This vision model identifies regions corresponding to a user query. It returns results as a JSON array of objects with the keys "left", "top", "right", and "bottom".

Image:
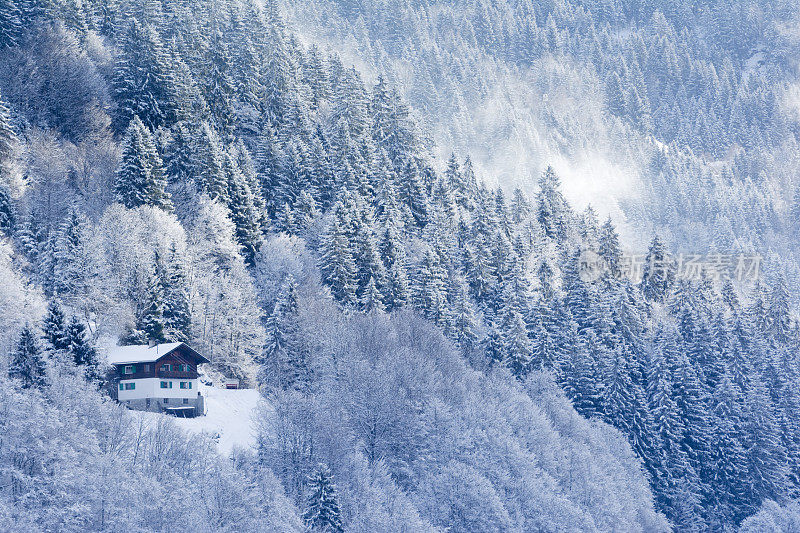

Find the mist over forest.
[{"left": 1, "top": 0, "right": 800, "bottom": 531}]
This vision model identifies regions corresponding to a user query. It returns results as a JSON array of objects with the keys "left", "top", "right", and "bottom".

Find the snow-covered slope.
[{"left": 138, "top": 384, "right": 266, "bottom": 455}]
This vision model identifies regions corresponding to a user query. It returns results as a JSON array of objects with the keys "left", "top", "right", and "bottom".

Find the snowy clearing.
[{"left": 137, "top": 384, "right": 266, "bottom": 455}]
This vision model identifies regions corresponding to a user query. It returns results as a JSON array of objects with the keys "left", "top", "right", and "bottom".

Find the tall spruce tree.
[
  {"left": 126, "top": 258, "right": 166, "bottom": 345},
  {"left": 641, "top": 235, "right": 674, "bottom": 303},
  {"left": 0, "top": 88, "right": 17, "bottom": 188},
  {"left": 0, "top": 0, "right": 21, "bottom": 49},
  {"left": 412, "top": 247, "right": 452, "bottom": 330},
  {"left": 224, "top": 151, "right": 262, "bottom": 265},
  {"left": 319, "top": 204, "right": 358, "bottom": 307},
  {"left": 537, "top": 166, "right": 568, "bottom": 242},
  {"left": 42, "top": 301, "right": 69, "bottom": 353},
  {"left": 0, "top": 181, "right": 14, "bottom": 236},
  {"left": 379, "top": 220, "right": 409, "bottom": 311},
  {"left": 65, "top": 316, "right": 101, "bottom": 381},
  {"left": 204, "top": 29, "right": 237, "bottom": 139},
  {"left": 113, "top": 19, "right": 176, "bottom": 132},
  {"left": 451, "top": 279, "right": 479, "bottom": 355},
  {"left": 53, "top": 207, "right": 96, "bottom": 298},
  {"left": 161, "top": 245, "right": 191, "bottom": 342},
  {"left": 115, "top": 116, "right": 172, "bottom": 211},
  {"left": 303, "top": 464, "right": 344, "bottom": 533},
  {"left": 261, "top": 275, "right": 310, "bottom": 391},
  {"left": 9, "top": 325, "right": 47, "bottom": 389},
  {"left": 193, "top": 122, "right": 229, "bottom": 203}
]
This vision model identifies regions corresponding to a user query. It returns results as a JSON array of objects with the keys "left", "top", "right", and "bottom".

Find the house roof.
[{"left": 107, "top": 342, "right": 209, "bottom": 365}]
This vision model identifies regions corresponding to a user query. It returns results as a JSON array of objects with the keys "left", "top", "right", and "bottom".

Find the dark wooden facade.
[{"left": 114, "top": 344, "right": 206, "bottom": 380}]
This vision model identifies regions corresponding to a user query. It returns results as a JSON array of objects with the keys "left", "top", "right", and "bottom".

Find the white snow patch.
[
  {"left": 137, "top": 383, "right": 267, "bottom": 456},
  {"left": 743, "top": 50, "right": 765, "bottom": 81},
  {"left": 783, "top": 82, "right": 800, "bottom": 123}
]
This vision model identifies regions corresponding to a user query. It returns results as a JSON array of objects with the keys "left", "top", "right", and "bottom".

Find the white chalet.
[{"left": 108, "top": 342, "right": 209, "bottom": 417}]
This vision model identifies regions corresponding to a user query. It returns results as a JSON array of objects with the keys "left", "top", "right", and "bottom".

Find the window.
[
  {"left": 119, "top": 383, "right": 124, "bottom": 391},
  {"left": 124, "top": 383, "right": 135, "bottom": 390},
  {"left": 183, "top": 398, "right": 189, "bottom": 405},
  {"left": 160, "top": 381, "right": 172, "bottom": 389},
  {"left": 162, "top": 364, "right": 171, "bottom": 372},
  {"left": 124, "top": 365, "right": 134, "bottom": 374},
  {"left": 144, "top": 364, "right": 150, "bottom": 372},
  {"left": 164, "top": 398, "right": 169, "bottom": 404},
  {"left": 179, "top": 381, "right": 192, "bottom": 389}
]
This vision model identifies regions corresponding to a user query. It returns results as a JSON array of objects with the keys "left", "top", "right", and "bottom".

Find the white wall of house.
[{"left": 118, "top": 378, "right": 200, "bottom": 401}]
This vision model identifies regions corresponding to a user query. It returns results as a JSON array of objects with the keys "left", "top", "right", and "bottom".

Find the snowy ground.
[{"left": 137, "top": 383, "right": 267, "bottom": 455}]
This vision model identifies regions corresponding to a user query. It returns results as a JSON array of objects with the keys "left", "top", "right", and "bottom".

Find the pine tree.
[
  {"left": 529, "top": 297, "right": 560, "bottom": 370},
  {"left": 562, "top": 250, "right": 593, "bottom": 331},
  {"left": 319, "top": 205, "right": 357, "bottom": 307},
  {"left": 451, "top": 279, "right": 479, "bottom": 354},
  {"left": 294, "top": 190, "right": 319, "bottom": 235},
  {"left": 564, "top": 334, "right": 602, "bottom": 417},
  {"left": 766, "top": 275, "right": 792, "bottom": 346},
  {"left": 371, "top": 77, "right": 414, "bottom": 164},
  {"left": 113, "top": 19, "right": 176, "bottom": 132},
  {"left": 261, "top": 275, "right": 310, "bottom": 391},
  {"left": 709, "top": 372, "right": 749, "bottom": 524},
  {"left": 65, "top": 316, "right": 101, "bottom": 381},
  {"left": 42, "top": 301, "right": 69, "bottom": 352},
  {"left": 537, "top": 166, "right": 568, "bottom": 242},
  {"left": 379, "top": 221, "right": 409, "bottom": 311},
  {"left": 162, "top": 121, "right": 195, "bottom": 185},
  {"left": 115, "top": 116, "right": 172, "bottom": 211},
  {"left": 9, "top": 325, "right": 47, "bottom": 389},
  {"left": 224, "top": 151, "right": 262, "bottom": 266},
  {"left": 411, "top": 246, "right": 451, "bottom": 330},
  {"left": 743, "top": 374, "right": 790, "bottom": 502},
  {"left": 646, "top": 336, "right": 687, "bottom": 463},
  {"left": 0, "top": 88, "right": 17, "bottom": 189},
  {"left": 168, "top": 45, "right": 208, "bottom": 123},
  {"left": 233, "top": 139, "right": 268, "bottom": 229},
  {"left": 303, "top": 464, "right": 344, "bottom": 533},
  {"left": 162, "top": 244, "right": 191, "bottom": 342},
  {"left": 193, "top": 122, "right": 229, "bottom": 203},
  {"left": 127, "top": 259, "right": 166, "bottom": 345},
  {"left": 204, "top": 29, "right": 237, "bottom": 139},
  {"left": 641, "top": 235, "right": 674, "bottom": 302},
  {"left": 59, "top": 0, "right": 88, "bottom": 35},
  {"left": 398, "top": 158, "right": 429, "bottom": 227},
  {"left": 500, "top": 307, "right": 532, "bottom": 379},
  {"left": 598, "top": 216, "right": 622, "bottom": 278},
  {"left": 0, "top": 0, "right": 21, "bottom": 49},
  {"left": 0, "top": 180, "right": 14, "bottom": 236},
  {"left": 360, "top": 276, "right": 385, "bottom": 314},
  {"left": 354, "top": 222, "right": 387, "bottom": 303},
  {"left": 53, "top": 207, "right": 97, "bottom": 299}
]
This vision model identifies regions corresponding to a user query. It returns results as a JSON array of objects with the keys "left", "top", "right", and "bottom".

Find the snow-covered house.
[{"left": 108, "top": 342, "right": 209, "bottom": 417}]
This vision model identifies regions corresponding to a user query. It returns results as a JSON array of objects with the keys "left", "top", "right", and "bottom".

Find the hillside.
[
  {"left": 0, "top": 0, "right": 798, "bottom": 531},
  {"left": 137, "top": 383, "right": 264, "bottom": 455}
]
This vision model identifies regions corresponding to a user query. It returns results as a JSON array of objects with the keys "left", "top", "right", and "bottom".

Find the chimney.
[{"left": 148, "top": 339, "right": 157, "bottom": 348}]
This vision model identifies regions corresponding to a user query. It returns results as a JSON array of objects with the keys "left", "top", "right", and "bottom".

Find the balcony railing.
[{"left": 157, "top": 369, "right": 198, "bottom": 379}]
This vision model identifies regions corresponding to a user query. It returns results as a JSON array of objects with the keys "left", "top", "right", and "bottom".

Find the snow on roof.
[{"left": 106, "top": 342, "right": 185, "bottom": 365}]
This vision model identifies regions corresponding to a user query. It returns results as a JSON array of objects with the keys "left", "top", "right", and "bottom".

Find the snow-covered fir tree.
[
  {"left": 9, "top": 325, "right": 47, "bottom": 389},
  {"left": 303, "top": 463, "right": 344, "bottom": 533}
]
